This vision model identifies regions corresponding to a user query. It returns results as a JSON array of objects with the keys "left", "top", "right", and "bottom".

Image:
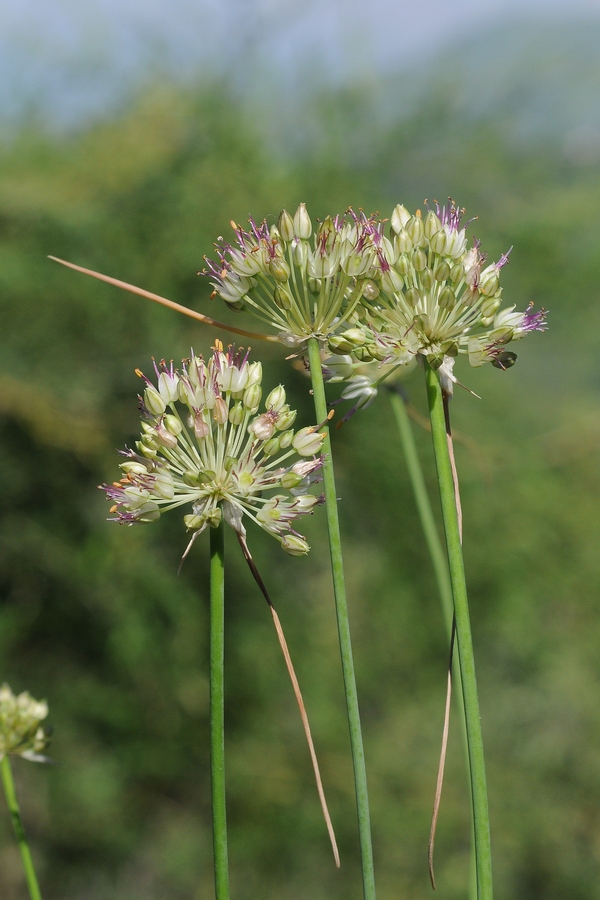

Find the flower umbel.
[
  {"left": 102, "top": 342, "right": 325, "bottom": 556},
  {"left": 328, "top": 200, "right": 547, "bottom": 370},
  {"left": 204, "top": 204, "right": 390, "bottom": 348},
  {"left": 0, "top": 685, "right": 50, "bottom": 763}
]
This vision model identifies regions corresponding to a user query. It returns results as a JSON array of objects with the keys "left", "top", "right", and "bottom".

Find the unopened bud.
[
  {"left": 144, "top": 387, "right": 166, "bottom": 416},
  {"left": 293, "top": 427, "right": 325, "bottom": 457},
  {"left": 424, "top": 210, "right": 441, "bottom": 239},
  {"left": 272, "top": 284, "right": 291, "bottom": 309},
  {"left": 390, "top": 204, "right": 411, "bottom": 233},
  {"left": 412, "top": 249, "right": 427, "bottom": 273},
  {"left": 281, "top": 534, "right": 310, "bottom": 556},
  {"left": 266, "top": 385, "right": 286, "bottom": 411},
  {"left": 293, "top": 203, "right": 312, "bottom": 239},
  {"left": 277, "top": 209, "right": 295, "bottom": 242}
]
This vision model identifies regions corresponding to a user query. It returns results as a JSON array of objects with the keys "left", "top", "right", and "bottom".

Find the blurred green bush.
[{"left": 1, "top": 79, "right": 600, "bottom": 899}]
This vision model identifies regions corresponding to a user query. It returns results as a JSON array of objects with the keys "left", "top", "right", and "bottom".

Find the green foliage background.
[{"left": 1, "top": 77, "right": 599, "bottom": 899}]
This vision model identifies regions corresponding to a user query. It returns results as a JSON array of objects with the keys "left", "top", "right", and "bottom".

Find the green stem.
[
  {"left": 389, "top": 387, "right": 477, "bottom": 899},
  {"left": 424, "top": 363, "right": 493, "bottom": 900},
  {"left": 307, "top": 337, "right": 376, "bottom": 900},
  {"left": 1, "top": 756, "right": 42, "bottom": 900},
  {"left": 210, "top": 519, "right": 230, "bottom": 900}
]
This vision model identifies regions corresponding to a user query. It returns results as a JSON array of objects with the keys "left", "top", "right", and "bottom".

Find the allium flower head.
[
  {"left": 204, "top": 204, "right": 390, "bottom": 348},
  {"left": 328, "top": 200, "right": 546, "bottom": 370},
  {"left": 102, "top": 342, "right": 325, "bottom": 556},
  {"left": 0, "top": 684, "right": 50, "bottom": 763}
]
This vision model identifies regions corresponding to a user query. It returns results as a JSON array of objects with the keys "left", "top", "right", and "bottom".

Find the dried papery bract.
[
  {"left": 0, "top": 684, "right": 50, "bottom": 900},
  {"left": 102, "top": 341, "right": 339, "bottom": 886}
]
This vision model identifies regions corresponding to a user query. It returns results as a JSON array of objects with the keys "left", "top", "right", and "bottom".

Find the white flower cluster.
[
  {"left": 205, "top": 205, "right": 389, "bottom": 347},
  {"left": 103, "top": 342, "right": 325, "bottom": 556},
  {"left": 328, "top": 200, "right": 546, "bottom": 371},
  {"left": 0, "top": 684, "right": 49, "bottom": 762}
]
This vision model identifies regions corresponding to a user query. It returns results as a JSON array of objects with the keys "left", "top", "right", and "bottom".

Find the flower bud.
[
  {"left": 194, "top": 413, "right": 210, "bottom": 439},
  {"left": 405, "top": 287, "right": 421, "bottom": 307},
  {"left": 144, "top": 386, "right": 166, "bottom": 416},
  {"left": 276, "top": 408, "right": 297, "bottom": 430},
  {"left": 380, "top": 268, "right": 403, "bottom": 293},
  {"left": 434, "top": 260, "right": 451, "bottom": 282},
  {"left": 268, "top": 257, "right": 290, "bottom": 283},
  {"left": 281, "top": 534, "right": 310, "bottom": 556},
  {"left": 274, "top": 285, "right": 293, "bottom": 309},
  {"left": 429, "top": 228, "right": 448, "bottom": 255},
  {"left": 438, "top": 286, "right": 456, "bottom": 309},
  {"left": 390, "top": 204, "right": 411, "bottom": 233},
  {"left": 155, "top": 422, "right": 178, "bottom": 449},
  {"left": 424, "top": 210, "right": 441, "bottom": 240},
  {"left": 396, "top": 253, "right": 411, "bottom": 276},
  {"left": 213, "top": 398, "right": 229, "bottom": 425},
  {"left": 164, "top": 414, "right": 183, "bottom": 436},
  {"left": 243, "top": 383, "right": 262, "bottom": 411},
  {"left": 279, "top": 429, "right": 294, "bottom": 449},
  {"left": 293, "top": 427, "right": 325, "bottom": 457},
  {"left": 340, "top": 327, "right": 368, "bottom": 347},
  {"left": 277, "top": 209, "right": 295, "bottom": 242},
  {"left": 420, "top": 268, "right": 434, "bottom": 290},
  {"left": 154, "top": 472, "right": 175, "bottom": 500},
  {"left": 478, "top": 265, "right": 500, "bottom": 296},
  {"left": 246, "top": 361, "right": 262, "bottom": 386},
  {"left": 412, "top": 249, "right": 427, "bottom": 272},
  {"left": 280, "top": 471, "right": 303, "bottom": 489},
  {"left": 158, "top": 371, "right": 179, "bottom": 404},
  {"left": 395, "top": 230, "right": 413, "bottom": 254},
  {"left": 293, "top": 203, "right": 312, "bottom": 239},
  {"left": 361, "top": 279, "right": 380, "bottom": 300},
  {"left": 184, "top": 513, "right": 206, "bottom": 530},
  {"left": 262, "top": 437, "right": 281, "bottom": 456},
  {"left": 328, "top": 335, "right": 354, "bottom": 354},
  {"left": 292, "top": 240, "right": 308, "bottom": 267},
  {"left": 406, "top": 215, "right": 424, "bottom": 245},
  {"left": 135, "top": 502, "right": 161, "bottom": 523},
  {"left": 229, "top": 402, "right": 245, "bottom": 426},
  {"left": 266, "top": 385, "right": 287, "bottom": 411}
]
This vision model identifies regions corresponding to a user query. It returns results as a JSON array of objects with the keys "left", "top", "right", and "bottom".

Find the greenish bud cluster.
[{"left": 0, "top": 684, "right": 50, "bottom": 762}]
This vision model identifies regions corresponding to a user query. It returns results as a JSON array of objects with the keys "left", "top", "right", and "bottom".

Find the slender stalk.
[
  {"left": 210, "top": 519, "right": 230, "bottom": 900},
  {"left": 307, "top": 337, "right": 376, "bottom": 900},
  {"left": 388, "top": 388, "right": 454, "bottom": 632},
  {"left": 1, "top": 756, "right": 42, "bottom": 900},
  {"left": 389, "top": 387, "right": 477, "bottom": 899},
  {"left": 424, "top": 362, "right": 493, "bottom": 899}
]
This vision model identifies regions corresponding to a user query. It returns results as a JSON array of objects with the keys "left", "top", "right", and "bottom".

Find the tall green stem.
[
  {"left": 389, "top": 387, "right": 476, "bottom": 899},
  {"left": 1, "top": 756, "right": 42, "bottom": 900},
  {"left": 424, "top": 363, "right": 493, "bottom": 900},
  {"left": 307, "top": 337, "right": 376, "bottom": 900},
  {"left": 210, "top": 519, "right": 230, "bottom": 900}
]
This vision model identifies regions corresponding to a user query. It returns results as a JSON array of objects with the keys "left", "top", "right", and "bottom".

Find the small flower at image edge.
[
  {"left": 102, "top": 341, "right": 326, "bottom": 556},
  {"left": 0, "top": 684, "right": 50, "bottom": 763}
]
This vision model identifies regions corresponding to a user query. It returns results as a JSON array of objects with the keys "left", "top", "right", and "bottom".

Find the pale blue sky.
[{"left": 0, "top": 0, "right": 598, "bottom": 126}]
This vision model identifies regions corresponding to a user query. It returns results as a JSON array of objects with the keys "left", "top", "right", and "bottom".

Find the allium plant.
[
  {"left": 205, "top": 205, "right": 380, "bottom": 899},
  {"left": 0, "top": 684, "right": 50, "bottom": 900},
  {"left": 102, "top": 341, "right": 338, "bottom": 899},
  {"left": 324, "top": 201, "right": 546, "bottom": 900}
]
